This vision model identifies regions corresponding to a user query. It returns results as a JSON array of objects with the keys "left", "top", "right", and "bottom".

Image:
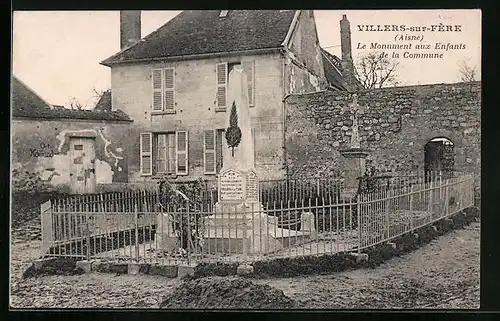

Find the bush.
[
  {"left": 11, "top": 169, "right": 59, "bottom": 193},
  {"left": 11, "top": 190, "right": 71, "bottom": 227}
]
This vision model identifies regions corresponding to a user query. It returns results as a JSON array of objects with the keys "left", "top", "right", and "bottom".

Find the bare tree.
[
  {"left": 458, "top": 60, "right": 478, "bottom": 83},
  {"left": 67, "top": 96, "right": 85, "bottom": 110},
  {"left": 354, "top": 51, "right": 400, "bottom": 89}
]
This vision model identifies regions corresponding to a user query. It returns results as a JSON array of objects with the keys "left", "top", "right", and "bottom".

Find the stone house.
[
  {"left": 11, "top": 76, "right": 132, "bottom": 194},
  {"left": 100, "top": 10, "right": 353, "bottom": 184}
]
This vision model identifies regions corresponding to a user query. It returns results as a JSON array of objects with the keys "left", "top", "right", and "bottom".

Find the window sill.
[
  {"left": 215, "top": 107, "right": 226, "bottom": 113},
  {"left": 151, "top": 174, "right": 178, "bottom": 179},
  {"left": 152, "top": 110, "right": 177, "bottom": 115}
]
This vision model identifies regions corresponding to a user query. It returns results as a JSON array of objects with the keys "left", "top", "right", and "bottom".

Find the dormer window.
[{"left": 219, "top": 10, "right": 229, "bottom": 18}]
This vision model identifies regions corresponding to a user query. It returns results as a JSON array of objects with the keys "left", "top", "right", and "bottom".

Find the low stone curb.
[{"left": 29, "top": 258, "right": 195, "bottom": 279}]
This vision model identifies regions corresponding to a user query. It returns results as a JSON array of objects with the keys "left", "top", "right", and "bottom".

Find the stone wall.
[
  {"left": 284, "top": 82, "right": 481, "bottom": 181},
  {"left": 12, "top": 118, "right": 131, "bottom": 192}
]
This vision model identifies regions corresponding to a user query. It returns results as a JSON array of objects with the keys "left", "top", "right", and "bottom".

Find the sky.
[{"left": 12, "top": 10, "right": 481, "bottom": 108}]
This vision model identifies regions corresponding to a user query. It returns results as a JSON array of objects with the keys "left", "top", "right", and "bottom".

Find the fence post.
[
  {"left": 86, "top": 211, "right": 91, "bottom": 261},
  {"left": 357, "top": 193, "right": 362, "bottom": 254},
  {"left": 40, "top": 200, "right": 53, "bottom": 255},
  {"left": 428, "top": 178, "right": 433, "bottom": 220},
  {"left": 386, "top": 189, "right": 390, "bottom": 240},
  {"left": 134, "top": 204, "right": 139, "bottom": 262},
  {"left": 409, "top": 186, "right": 414, "bottom": 230},
  {"left": 444, "top": 177, "right": 449, "bottom": 218}
]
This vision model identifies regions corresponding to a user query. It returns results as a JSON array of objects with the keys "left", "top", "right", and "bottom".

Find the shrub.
[{"left": 11, "top": 169, "right": 59, "bottom": 193}]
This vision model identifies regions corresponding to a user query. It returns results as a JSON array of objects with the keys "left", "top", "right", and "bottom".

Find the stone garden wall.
[{"left": 284, "top": 81, "right": 481, "bottom": 183}]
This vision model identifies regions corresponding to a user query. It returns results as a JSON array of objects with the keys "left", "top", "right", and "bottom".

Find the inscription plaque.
[
  {"left": 245, "top": 170, "right": 259, "bottom": 202},
  {"left": 220, "top": 169, "right": 244, "bottom": 201}
]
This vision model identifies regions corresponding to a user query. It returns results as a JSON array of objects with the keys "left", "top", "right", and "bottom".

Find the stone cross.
[{"left": 344, "top": 93, "right": 366, "bottom": 149}]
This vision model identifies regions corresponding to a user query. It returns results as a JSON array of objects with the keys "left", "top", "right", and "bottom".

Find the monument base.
[
  {"left": 340, "top": 147, "right": 369, "bottom": 195},
  {"left": 202, "top": 202, "right": 318, "bottom": 255}
]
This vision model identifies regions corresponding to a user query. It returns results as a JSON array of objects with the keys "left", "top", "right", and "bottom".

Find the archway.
[{"left": 424, "top": 137, "right": 455, "bottom": 180}]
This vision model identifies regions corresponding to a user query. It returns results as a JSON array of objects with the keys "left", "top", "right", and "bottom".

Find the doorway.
[
  {"left": 69, "top": 137, "right": 96, "bottom": 194},
  {"left": 424, "top": 137, "right": 455, "bottom": 180}
]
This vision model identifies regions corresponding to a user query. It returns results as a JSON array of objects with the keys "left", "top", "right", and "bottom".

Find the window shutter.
[
  {"left": 243, "top": 61, "right": 255, "bottom": 107},
  {"left": 164, "top": 68, "right": 175, "bottom": 110},
  {"left": 176, "top": 131, "right": 188, "bottom": 175},
  {"left": 152, "top": 69, "right": 163, "bottom": 111},
  {"left": 204, "top": 130, "right": 216, "bottom": 174},
  {"left": 140, "top": 132, "right": 153, "bottom": 176},
  {"left": 216, "top": 63, "right": 227, "bottom": 108}
]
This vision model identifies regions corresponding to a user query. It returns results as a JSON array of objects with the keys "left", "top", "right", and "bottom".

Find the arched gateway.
[{"left": 424, "top": 137, "right": 455, "bottom": 180}]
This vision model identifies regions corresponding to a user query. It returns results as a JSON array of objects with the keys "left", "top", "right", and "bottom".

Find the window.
[
  {"left": 140, "top": 131, "right": 188, "bottom": 176},
  {"left": 203, "top": 129, "right": 225, "bottom": 174},
  {"left": 216, "top": 61, "right": 255, "bottom": 110},
  {"left": 152, "top": 67, "right": 175, "bottom": 111},
  {"left": 156, "top": 133, "right": 176, "bottom": 174}
]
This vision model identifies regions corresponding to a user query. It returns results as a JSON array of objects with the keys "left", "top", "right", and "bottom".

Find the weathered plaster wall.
[
  {"left": 284, "top": 10, "right": 328, "bottom": 95},
  {"left": 285, "top": 82, "right": 481, "bottom": 181},
  {"left": 12, "top": 118, "right": 131, "bottom": 192},
  {"left": 111, "top": 52, "right": 286, "bottom": 182}
]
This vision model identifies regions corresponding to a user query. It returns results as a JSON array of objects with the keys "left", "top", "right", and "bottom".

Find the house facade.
[{"left": 101, "top": 10, "right": 349, "bottom": 183}]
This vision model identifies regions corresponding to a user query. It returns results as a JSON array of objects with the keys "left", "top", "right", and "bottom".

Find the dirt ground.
[
  {"left": 255, "top": 221, "right": 480, "bottom": 309},
  {"left": 10, "top": 220, "right": 479, "bottom": 309}
]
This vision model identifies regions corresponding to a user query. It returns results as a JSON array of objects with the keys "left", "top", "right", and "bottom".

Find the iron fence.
[{"left": 40, "top": 172, "right": 474, "bottom": 265}]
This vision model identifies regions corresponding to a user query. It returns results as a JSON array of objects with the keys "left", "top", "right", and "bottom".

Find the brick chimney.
[
  {"left": 120, "top": 11, "right": 141, "bottom": 50},
  {"left": 340, "top": 14, "right": 357, "bottom": 91}
]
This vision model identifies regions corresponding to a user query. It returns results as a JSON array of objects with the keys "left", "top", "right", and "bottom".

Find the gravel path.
[{"left": 10, "top": 221, "right": 479, "bottom": 309}]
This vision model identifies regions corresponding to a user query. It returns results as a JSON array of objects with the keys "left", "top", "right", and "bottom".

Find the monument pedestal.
[
  {"left": 203, "top": 169, "right": 284, "bottom": 255},
  {"left": 340, "top": 148, "right": 369, "bottom": 200}
]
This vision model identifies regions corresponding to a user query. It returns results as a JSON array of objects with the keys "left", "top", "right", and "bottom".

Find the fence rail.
[{"left": 40, "top": 172, "right": 474, "bottom": 265}]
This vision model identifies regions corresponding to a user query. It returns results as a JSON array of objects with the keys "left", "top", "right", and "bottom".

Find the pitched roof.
[
  {"left": 11, "top": 76, "right": 52, "bottom": 114},
  {"left": 101, "top": 10, "right": 297, "bottom": 66},
  {"left": 12, "top": 76, "right": 131, "bottom": 122},
  {"left": 94, "top": 90, "right": 112, "bottom": 111},
  {"left": 320, "top": 48, "right": 346, "bottom": 90}
]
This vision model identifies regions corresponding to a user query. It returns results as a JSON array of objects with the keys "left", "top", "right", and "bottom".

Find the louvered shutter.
[
  {"left": 216, "top": 63, "right": 227, "bottom": 108},
  {"left": 204, "top": 130, "right": 216, "bottom": 174},
  {"left": 140, "top": 132, "right": 153, "bottom": 175},
  {"left": 152, "top": 69, "right": 163, "bottom": 111},
  {"left": 176, "top": 131, "right": 188, "bottom": 175},
  {"left": 243, "top": 61, "right": 255, "bottom": 107},
  {"left": 164, "top": 68, "right": 175, "bottom": 110}
]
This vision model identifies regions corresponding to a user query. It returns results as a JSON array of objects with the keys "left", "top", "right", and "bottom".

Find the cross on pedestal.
[
  {"left": 339, "top": 93, "right": 369, "bottom": 200},
  {"left": 343, "top": 93, "right": 367, "bottom": 149}
]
